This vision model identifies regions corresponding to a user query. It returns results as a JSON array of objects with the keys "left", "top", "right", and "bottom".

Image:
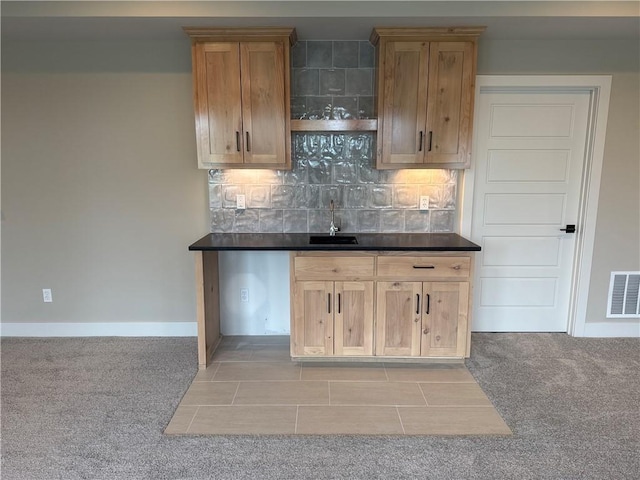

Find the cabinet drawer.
[
  {"left": 377, "top": 256, "right": 470, "bottom": 279},
  {"left": 294, "top": 257, "right": 375, "bottom": 280}
]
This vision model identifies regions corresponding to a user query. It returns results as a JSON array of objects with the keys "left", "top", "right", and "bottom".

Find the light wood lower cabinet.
[
  {"left": 376, "top": 281, "right": 469, "bottom": 357},
  {"left": 291, "top": 252, "right": 474, "bottom": 359},
  {"left": 292, "top": 280, "right": 374, "bottom": 356},
  {"left": 421, "top": 281, "right": 469, "bottom": 357},
  {"left": 293, "top": 281, "right": 333, "bottom": 356},
  {"left": 334, "top": 281, "right": 375, "bottom": 355},
  {"left": 375, "top": 282, "right": 423, "bottom": 357}
]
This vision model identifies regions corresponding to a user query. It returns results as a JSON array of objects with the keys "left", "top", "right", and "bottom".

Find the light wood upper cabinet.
[
  {"left": 380, "top": 42, "right": 429, "bottom": 166},
  {"left": 240, "top": 42, "right": 287, "bottom": 166},
  {"left": 371, "top": 27, "right": 484, "bottom": 169},
  {"left": 185, "top": 27, "right": 296, "bottom": 169},
  {"left": 194, "top": 42, "right": 243, "bottom": 165},
  {"left": 425, "top": 42, "right": 475, "bottom": 166}
]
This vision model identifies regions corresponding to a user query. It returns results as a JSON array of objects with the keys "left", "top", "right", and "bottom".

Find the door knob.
[{"left": 560, "top": 224, "right": 576, "bottom": 233}]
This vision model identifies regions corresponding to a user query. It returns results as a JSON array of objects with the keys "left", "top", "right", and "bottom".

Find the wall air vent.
[{"left": 607, "top": 272, "right": 640, "bottom": 318}]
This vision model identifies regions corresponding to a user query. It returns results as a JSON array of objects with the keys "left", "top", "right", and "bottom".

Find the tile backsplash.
[
  {"left": 291, "top": 40, "right": 375, "bottom": 120},
  {"left": 208, "top": 41, "right": 458, "bottom": 234}
]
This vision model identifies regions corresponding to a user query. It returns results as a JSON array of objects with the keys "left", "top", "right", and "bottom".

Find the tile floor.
[{"left": 165, "top": 336, "right": 511, "bottom": 436}]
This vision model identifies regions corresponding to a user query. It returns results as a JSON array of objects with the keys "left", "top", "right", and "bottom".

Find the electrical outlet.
[
  {"left": 419, "top": 196, "right": 430, "bottom": 210},
  {"left": 42, "top": 288, "right": 53, "bottom": 303},
  {"left": 240, "top": 288, "right": 249, "bottom": 302},
  {"left": 236, "top": 194, "right": 246, "bottom": 210}
]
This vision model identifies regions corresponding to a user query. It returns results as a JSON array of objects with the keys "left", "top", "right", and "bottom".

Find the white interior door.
[{"left": 470, "top": 90, "right": 590, "bottom": 332}]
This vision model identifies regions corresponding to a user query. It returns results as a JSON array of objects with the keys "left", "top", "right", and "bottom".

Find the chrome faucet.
[{"left": 329, "top": 199, "right": 340, "bottom": 236}]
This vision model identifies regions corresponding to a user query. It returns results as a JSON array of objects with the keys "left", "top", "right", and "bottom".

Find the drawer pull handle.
[
  {"left": 413, "top": 265, "right": 435, "bottom": 269},
  {"left": 246, "top": 132, "right": 251, "bottom": 152},
  {"left": 426, "top": 293, "right": 431, "bottom": 315},
  {"left": 338, "top": 293, "right": 341, "bottom": 314},
  {"left": 328, "top": 293, "right": 331, "bottom": 314},
  {"left": 236, "top": 131, "right": 241, "bottom": 152},
  {"left": 416, "top": 294, "right": 420, "bottom": 315}
]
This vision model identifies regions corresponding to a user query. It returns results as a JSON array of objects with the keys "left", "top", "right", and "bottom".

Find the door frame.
[{"left": 459, "top": 75, "right": 612, "bottom": 337}]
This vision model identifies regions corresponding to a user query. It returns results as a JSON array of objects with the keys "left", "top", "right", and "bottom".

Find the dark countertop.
[{"left": 189, "top": 233, "right": 481, "bottom": 251}]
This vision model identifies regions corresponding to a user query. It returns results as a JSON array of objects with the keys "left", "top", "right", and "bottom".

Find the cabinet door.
[
  {"left": 240, "top": 42, "right": 288, "bottom": 167},
  {"left": 379, "top": 41, "right": 429, "bottom": 167},
  {"left": 376, "top": 282, "right": 422, "bottom": 356},
  {"left": 425, "top": 42, "right": 475, "bottom": 168},
  {"left": 194, "top": 42, "right": 244, "bottom": 166},
  {"left": 292, "top": 281, "right": 334, "bottom": 356},
  {"left": 421, "top": 282, "right": 469, "bottom": 357},
  {"left": 334, "top": 282, "right": 374, "bottom": 356}
]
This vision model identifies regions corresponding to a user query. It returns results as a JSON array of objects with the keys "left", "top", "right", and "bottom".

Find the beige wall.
[
  {"left": 1, "top": 40, "right": 209, "bottom": 325},
  {"left": 2, "top": 37, "right": 638, "bottom": 331},
  {"left": 587, "top": 73, "right": 640, "bottom": 323},
  {"left": 477, "top": 39, "right": 639, "bottom": 74},
  {"left": 477, "top": 39, "right": 640, "bottom": 326}
]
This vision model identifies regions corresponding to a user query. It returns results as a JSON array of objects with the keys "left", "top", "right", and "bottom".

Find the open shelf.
[{"left": 290, "top": 119, "right": 378, "bottom": 132}]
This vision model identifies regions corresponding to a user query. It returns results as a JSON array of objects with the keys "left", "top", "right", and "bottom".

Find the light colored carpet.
[{"left": 1, "top": 334, "right": 638, "bottom": 479}]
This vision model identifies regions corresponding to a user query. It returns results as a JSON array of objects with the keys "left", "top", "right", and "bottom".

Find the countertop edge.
[
  {"left": 188, "top": 233, "right": 481, "bottom": 252},
  {"left": 188, "top": 246, "right": 481, "bottom": 251}
]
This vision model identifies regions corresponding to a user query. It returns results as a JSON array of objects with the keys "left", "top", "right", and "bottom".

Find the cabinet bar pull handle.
[
  {"left": 246, "top": 132, "right": 251, "bottom": 152},
  {"left": 426, "top": 294, "right": 430, "bottom": 315},
  {"left": 428, "top": 131, "right": 433, "bottom": 152},
  {"left": 413, "top": 265, "right": 435, "bottom": 269},
  {"left": 416, "top": 294, "right": 420, "bottom": 315},
  {"left": 337, "top": 293, "right": 341, "bottom": 314},
  {"left": 236, "top": 131, "right": 241, "bottom": 152},
  {"left": 418, "top": 131, "right": 424, "bottom": 152},
  {"left": 328, "top": 293, "right": 331, "bottom": 314}
]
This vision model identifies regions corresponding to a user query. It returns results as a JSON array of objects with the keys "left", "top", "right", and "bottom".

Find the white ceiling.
[{"left": 2, "top": 1, "right": 639, "bottom": 41}]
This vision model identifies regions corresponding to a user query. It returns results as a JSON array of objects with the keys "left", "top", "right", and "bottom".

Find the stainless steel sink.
[{"left": 309, "top": 235, "right": 358, "bottom": 245}]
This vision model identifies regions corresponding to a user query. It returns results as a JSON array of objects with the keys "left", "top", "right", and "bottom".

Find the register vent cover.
[{"left": 607, "top": 272, "right": 640, "bottom": 318}]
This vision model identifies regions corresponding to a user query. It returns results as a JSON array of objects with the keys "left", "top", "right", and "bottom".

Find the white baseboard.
[
  {"left": 581, "top": 321, "right": 640, "bottom": 338},
  {"left": 0, "top": 322, "right": 197, "bottom": 337}
]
